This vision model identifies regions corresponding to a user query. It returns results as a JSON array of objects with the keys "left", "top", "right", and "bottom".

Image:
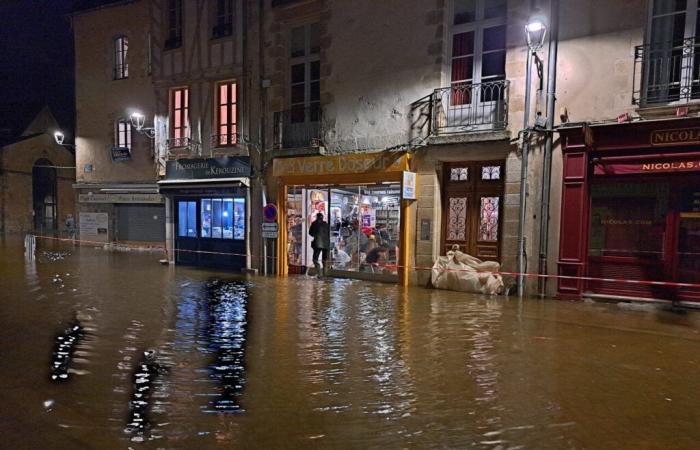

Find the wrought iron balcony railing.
[
  {"left": 167, "top": 137, "right": 201, "bottom": 157},
  {"left": 633, "top": 37, "right": 700, "bottom": 106},
  {"left": 273, "top": 106, "right": 322, "bottom": 149},
  {"left": 210, "top": 133, "right": 238, "bottom": 148},
  {"left": 431, "top": 80, "right": 509, "bottom": 134}
]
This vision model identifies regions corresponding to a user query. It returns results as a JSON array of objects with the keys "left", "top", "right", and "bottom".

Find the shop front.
[
  {"left": 159, "top": 157, "right": 251, "bottom": 270},
  {"left": 273, "top": 152, "right": 413, "bottom": 285},
  {"left": 558, "top": 119, "right": 700, "bottom": 303}
]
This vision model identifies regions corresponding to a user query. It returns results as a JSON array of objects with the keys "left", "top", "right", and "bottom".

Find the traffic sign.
[
  {"left": 263, "top": 203, "right": 278, "bottom": 222},
  {"left": 262, "top": 222, "right": 278, "bottom": 239}
]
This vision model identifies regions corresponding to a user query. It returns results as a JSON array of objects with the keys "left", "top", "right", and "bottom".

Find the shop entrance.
[
  {"left": 286, "top": 183, "right": 401, "bottom": 281},
  {"left": 587, "top": 177, "right": 700, "bottom": 300},
  {"left": 441, "top": 160, "right": 504, "bottom": 260},
  {"left": 174, "top": 195, "right": 247, "bottom": 270}
]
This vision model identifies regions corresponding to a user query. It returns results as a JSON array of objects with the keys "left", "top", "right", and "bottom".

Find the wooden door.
[{"left": 442, "top": 161, "right": 504, "bottom": 261}]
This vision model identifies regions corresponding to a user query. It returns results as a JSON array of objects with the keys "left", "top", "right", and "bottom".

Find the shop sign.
[
  {"left": 594, "top": 159, "right": 700, "bottom": 175},
  {"left": 165, "top": 157, "right": 251, "bottom": 180},
  {"left": 161, "top": 186, "right": 247, "bottom": 196},
  {"left": 262, "top": 222, "right": 278, "bottom": 239},
  {"left": 79, "top": 212, "right": 109, "bottom": 240},
  {"left": 111, "top": 146, "right": 131, "bottom": 162},
  {"left": 79, "top": 193, "right": 164, "bottom": 204},
  {"left": 651, "top": 128, "right": 700, "bottom": 146},
  {"left": 263, "top": 203, "right": 278, "bottom": 222},
  {"left": 402, "top": 171, "right": 416, "bottom": 200},
  {"left": 272, "top": 152, "right": 407, "bottom": 177}
]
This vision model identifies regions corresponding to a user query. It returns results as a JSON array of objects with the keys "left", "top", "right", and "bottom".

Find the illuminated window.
[
  {"left": 115, "top": 119, "right": 131, "bottom": 150},
  {"left": 450, "top": 167, "right": 469, "bottom": 181},
  {"left": 170, "top": 87, "right": 189, "bottom": 139},
  {"left": 114, "top": 36, "right": 128, "bottom": 79},
  {"left": 481, "top": 165, "right": 501, "bottom": 180},
  {"left": 200, "top": 197, "right": 245, "bottom": 240},
  {"left": 216, "top": 81, "right": 237, "bottom": 146},
  {"left": 479, "top": 196, "right": 499, "bottom": 242}
]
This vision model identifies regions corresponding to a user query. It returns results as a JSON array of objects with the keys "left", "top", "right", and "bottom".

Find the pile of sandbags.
[{"left": 431, "top": 248, "right": 504, "bottom": 295}]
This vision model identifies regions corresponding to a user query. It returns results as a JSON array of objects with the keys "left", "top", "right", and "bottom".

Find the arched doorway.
[{"left": 32, "top": 158, "right": 57, "bottom": 232}]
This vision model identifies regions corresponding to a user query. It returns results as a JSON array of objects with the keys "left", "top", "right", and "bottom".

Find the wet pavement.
[{"left": 2, "top": 236, "right": 700, "bottom": 449}]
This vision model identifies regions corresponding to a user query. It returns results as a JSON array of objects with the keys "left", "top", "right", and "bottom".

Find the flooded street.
[{"left": 2, "top": 237, "right": 700, "bottom": 449}]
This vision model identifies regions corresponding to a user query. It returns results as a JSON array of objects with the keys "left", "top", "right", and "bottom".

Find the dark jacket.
[{"left": 309, "top": 219, "right": 330, "bottom": 249}]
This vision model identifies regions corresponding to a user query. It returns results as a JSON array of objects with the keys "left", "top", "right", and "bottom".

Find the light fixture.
[
  {"left": 54, "top": 131, "right": 65, "bottom": 145},
  {"left": 130, "top": 110, "right": 155, "bottom": 139},
  {"left": 525, "top": 16, "right": 547, "bottom": 51}
]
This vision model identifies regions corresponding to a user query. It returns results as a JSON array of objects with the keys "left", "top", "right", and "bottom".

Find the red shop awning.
[{"left": 593, "top": 151, "right": 700, "bottom": 175}]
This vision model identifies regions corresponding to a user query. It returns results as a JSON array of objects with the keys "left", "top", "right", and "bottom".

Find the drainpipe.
[
  {"left": 537, "top": 0, "right": 559, "bottom": 298},
  {"left": 517, "top": 47, "right": 534, "bottom": 298}
]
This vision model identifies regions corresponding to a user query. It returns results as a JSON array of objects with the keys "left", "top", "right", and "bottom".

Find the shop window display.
[
  {"left": 197, "top": 197, "right": 246, "bottom": 240},
  {"left": 178, "top": 201, "right": 197, "bottom": 237},
  {"left": 286, "top": 184, "right": 401, "bottom": 278}
]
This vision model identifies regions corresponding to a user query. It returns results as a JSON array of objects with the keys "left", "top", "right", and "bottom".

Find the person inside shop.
[
  {"left": 308, "top": 212, "right": 330, "bottom": 278},
  {"left": 373, "top": 223, "right": 390, "bottom": 246},
  {"left": 333, "top": 238, "right": 352, "bottom": 269},
  {"left": 346, "top": 219, "right": 368, "bottom": 265},
  {"left": 360, "top": 244, "right": 389, "bottom": 273}
]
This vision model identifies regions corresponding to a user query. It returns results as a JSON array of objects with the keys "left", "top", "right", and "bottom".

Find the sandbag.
[{"left": 431, "top": 250, "right": 504, "bottom": 295}]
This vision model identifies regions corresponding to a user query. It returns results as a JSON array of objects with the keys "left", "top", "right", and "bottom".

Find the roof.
[
  {"left": 71, "top": 0, "right": 135, "bottom": 15},
  {"left": 0, "top": 102, "right": 45, "bottom": 146}
]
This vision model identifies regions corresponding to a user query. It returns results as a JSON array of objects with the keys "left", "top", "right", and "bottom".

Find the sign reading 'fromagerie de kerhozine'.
[{"left": 165, "top": 157, "right": 251, "bottom": 180}]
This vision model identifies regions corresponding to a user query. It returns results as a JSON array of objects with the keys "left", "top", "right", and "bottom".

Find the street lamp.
[
  {"left": 516, "top": 14, "right": 548, "bottom": 298},
  {"left": 53, "top": 130, "right": 75, "bottom": 149},
  {"left": 130, "top": 110, "right": 155, "bottom": 139}
]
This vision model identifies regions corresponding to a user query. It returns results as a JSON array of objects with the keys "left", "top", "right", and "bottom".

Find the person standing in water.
[{"left": 308, "top": 212, "right": 330, "bottom": 278}]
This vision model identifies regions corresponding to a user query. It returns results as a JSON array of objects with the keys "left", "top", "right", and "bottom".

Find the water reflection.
[{"left": 202, "top": 280, "right": 248, "bottom": 413}]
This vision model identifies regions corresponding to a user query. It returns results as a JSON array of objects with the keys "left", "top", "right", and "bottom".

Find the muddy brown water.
[{"left": 1, "top": 236, "right": 700, "bottom": 449}]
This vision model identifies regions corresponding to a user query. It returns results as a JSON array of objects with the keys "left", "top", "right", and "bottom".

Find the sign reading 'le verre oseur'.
[
  {"left": 165, "top": 157, "right": 251, "bottom": 180},
  {"left": 651, "top": 128, "right": 700, "bottom": 146}
]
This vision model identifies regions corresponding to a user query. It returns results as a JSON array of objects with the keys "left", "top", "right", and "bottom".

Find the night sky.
[{"left": 0, "top": 0, "right": 75, "bottom": 139}]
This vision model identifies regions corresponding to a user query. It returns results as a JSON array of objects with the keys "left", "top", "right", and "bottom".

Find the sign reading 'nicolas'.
[
  {"left": 651, "top": 128, "right": 700, "bottom": 146},
  {"left": 165, "top": 157, "right": 251, "bottom": 180}
]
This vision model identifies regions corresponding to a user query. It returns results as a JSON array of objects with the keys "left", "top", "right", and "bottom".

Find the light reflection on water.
[{"left": 2, "top": 236, "right": 700, "bottom": 449}]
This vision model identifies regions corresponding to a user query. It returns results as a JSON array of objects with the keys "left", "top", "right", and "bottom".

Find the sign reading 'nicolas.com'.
[{"left": 165, "top": 157, "right": 251, "bottom": 180}]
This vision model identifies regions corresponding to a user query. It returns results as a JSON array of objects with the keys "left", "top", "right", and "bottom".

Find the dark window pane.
[
  {"left": 310, "top": 60, "right": 320, "bottom": 80},
  {"left": 452, "top": 31, "right": 474, "bottom": 57},
  {"left": 485, "top": 0, "right": 507, "bottom": 19},
  {"left": 291, "top": 105, "right": 305, "bottom": 123},
  {"left": 309, "top": 23, "right": 320, "bottom": 54},
  {"left": 310, "top": 81, "right": 320, "bottom": 101},
  {"left": 291, "top": 63, "right": 305, "bottom": 83},
  {"left": 653, "top": 0, "right": 687, "bottom": 15},
  {"left": 482, "top": 51, "right": 506, "bottom": 78},
  {"left": 483, "top": 25, "right": 507, "bottom": 52},
  {"left": 291, "top": 26, "right": 305, "bottom": 57},
  {"left": 291, "top": 84, "right": 305, "bottom": 104},
  {"left": 454, "top": 0, "right": 476, "bottom": 24}
]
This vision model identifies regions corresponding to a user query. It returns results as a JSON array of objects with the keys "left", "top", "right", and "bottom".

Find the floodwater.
[{"left": 2, "top": 237, "right": 700, "bottom": 449}]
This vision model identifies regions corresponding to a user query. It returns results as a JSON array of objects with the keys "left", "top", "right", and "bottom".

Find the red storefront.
[{"left": 558, "top": 118, "right": 700, "bottom": 303}]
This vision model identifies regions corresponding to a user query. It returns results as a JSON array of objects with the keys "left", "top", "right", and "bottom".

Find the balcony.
[
  {"left": 633, "top": 38, "right": 700, "bottom": 107},
  {"left": 430, "top": 80, "right": 509, "bottom": 141},
  {"left": 273, "top": 106, "right": 322, "bottom": 154},
  {"left": 166, "top": 137, "right": 201, "bottom": 158}
]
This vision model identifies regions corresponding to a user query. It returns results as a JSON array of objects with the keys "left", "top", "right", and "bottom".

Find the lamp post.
[{"left": 516, "top": 14, "right": 547, "bottom": 298}]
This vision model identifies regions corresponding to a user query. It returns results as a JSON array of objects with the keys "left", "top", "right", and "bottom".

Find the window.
[
  {"left": 290, "top": 23, "right": 320, "bottom": 123},
  {"left": 642, "top": 0, "right": 700, "bottom": 103},
  {"left": 170, "top": 87, "right": 189, "bottom": 140},
  {"left": 165, "top": 0, "right": 183, "bottom": 49},
  {"left": 115, "top": 119, "right": 132, "bottom": 150},
  {"left": 215, "top": 81, "right": 237, "bottom": 146},
  {"left": 178, "top": 201, "right": 197, "bottom": 237},
  {"left": 114, "top": 36, "right": 128, "bottom": 79},
  {"left": 212, "top": 0, "right": 233, "bottom": 38},
  {"left": 200, "top": 197, "right": 245, "bottom": 240},
  {"left": 450, "top": 0, "right": 506, "bottom": 104}
]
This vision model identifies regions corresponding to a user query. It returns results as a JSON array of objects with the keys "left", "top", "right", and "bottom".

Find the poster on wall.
[
  {"left": 79, "top": 212, "right": 109, "bottom": 242},
  {"left": 402, "top": 171, "right": 417, "bottom": 200}
]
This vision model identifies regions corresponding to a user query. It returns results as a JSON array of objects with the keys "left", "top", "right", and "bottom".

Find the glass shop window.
[
  {"left": 178, "top": 201, "right": 197, "bottom": 237},
  {"left": 200, "top": 197, "right": 245, "bottom": 240},
  {"left": 589, "top": 182, "right": 669, "bottom": 260}
]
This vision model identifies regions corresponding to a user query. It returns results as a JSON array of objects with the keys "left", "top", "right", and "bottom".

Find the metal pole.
[
  {"left": 537, "top": 0, "right": 559, "bottom": 298},
  {"left": 517, "top": 49, "right": 534, "bottom": 298}
]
